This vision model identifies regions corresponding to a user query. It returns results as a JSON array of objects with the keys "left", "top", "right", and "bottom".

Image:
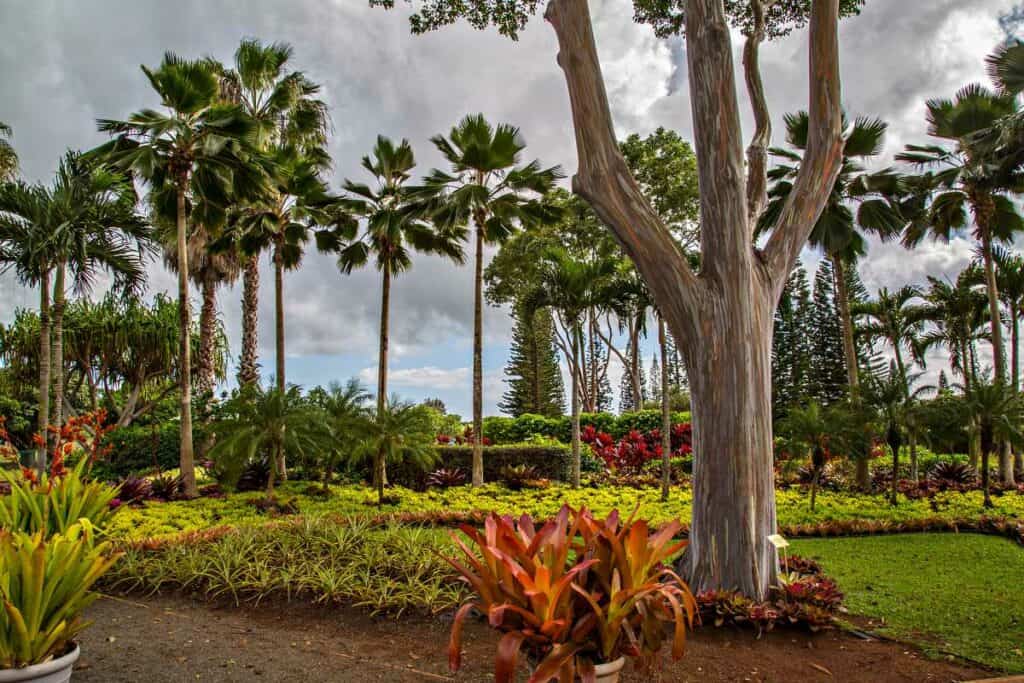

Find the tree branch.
[
  {"left": 761, "top": 0, "right": 845, "bottom": 301},
  {"left": 743, "top": 0, "right": 771, "bottom": 230},
  {"left": 545, "top": 0, "right": 704, "bottom": 345}
]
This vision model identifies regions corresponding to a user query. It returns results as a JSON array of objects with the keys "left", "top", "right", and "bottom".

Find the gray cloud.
[{"left": 0, "top": 0, "right": 1015, "bottom": 413}]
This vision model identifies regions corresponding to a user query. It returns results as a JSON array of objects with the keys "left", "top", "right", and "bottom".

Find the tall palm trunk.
[
  {"left": 197, "top": 275, "right": 217, "bottom": 396},
  {"left": 36, "top": 269, "right": 52, "bottom": 474},
  {"left": 834, "top": 256, "right": 869, "bottom": 488},
  {"left": 659, "top": 316, "right": 671, "bottom": 502},
  {"left": 51, "top": 262, "right": 66, "bottom": 433},
  {"left": 570, "top": 322, "right": 581, "bottom": 489},
  {"left": 176, "top": 184, "right": 197, "bottom": 498},
  {"left": 1012, "top": 304, "right": 1022, "bottom": 479},
  {"left": 273, "top": 241, "right": 287, "bottom": 482},
  {"left": 979, "top": 229, "right": 1014, "bottom": 485},
  {"left": 238, "top": 253, "right": 260, "bottom": 386},
  {"left": 471, "top": 224, "right": 484, "bottom": 487},
  {"left": 374, "top": 265, "right": 391, "bottom": 491}
]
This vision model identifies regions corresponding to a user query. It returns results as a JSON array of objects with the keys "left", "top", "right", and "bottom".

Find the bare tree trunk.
[
  {"left": 51, "top": 263, "right": 66, "bottom": 434},
  {"left": 238, "top": 253, "right": 260, "bottom": 387},
  {"left": 273, "top": 242, "right": 286, "bottom": 482},
  {"left": 909, "top": 433, "right": 919, "bottom": 482},
  {"left": 980, "top": 230, "right": 1015, "bottom": 485},
  {"left": 176, "top": 184, "right": 197, "bottom": 498},
  {"left": 471, "top": 225, "right": 485, "bottom": 487},
  {"left": 544, "top": 0, "right": 843, "bottom": 600},
  {"left": 659, "top": 316, "right": 671, "bottom": 501},
  {"left": 197, "top": 275, "right": 217, "bottom": 396},
  {"left": 570, "top": 322, "right": 581, "bottom": 488},
  {"left": 375, "top": 265, "right": 391, "bottom": 491},
  {"left": 36, "top": 269, "right": 52, "bottom": 474}
]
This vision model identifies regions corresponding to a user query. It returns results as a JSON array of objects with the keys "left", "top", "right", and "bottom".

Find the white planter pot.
[
  {"left": 0, "top": 645, "right": 80, "bottom": 683},
  {"left": 593, "top": 657, "right": 626, "bottom": 683}
]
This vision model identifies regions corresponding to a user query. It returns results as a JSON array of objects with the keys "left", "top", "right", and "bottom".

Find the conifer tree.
[
  {"left": 772, "top": 265, "right": 814, "bottom": 419},
  {"left": 809, "top": 260, "right": 849, "bottom": 405},
  {"left": 499, "top": 306, "right": 566, "bottom": 417}
]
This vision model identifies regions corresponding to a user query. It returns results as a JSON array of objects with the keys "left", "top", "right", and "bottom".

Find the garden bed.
[{"left": 76, "top": 593, "right": 990, "bottom": 682}]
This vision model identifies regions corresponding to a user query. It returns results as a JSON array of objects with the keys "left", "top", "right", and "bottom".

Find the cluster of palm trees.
[{"left": 1, "top": 40, "right": 561, "bottom": 498}]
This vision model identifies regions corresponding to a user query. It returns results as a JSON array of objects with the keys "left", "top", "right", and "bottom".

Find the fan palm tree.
[
  {"left": 957, "top": 375, "right": 1024, "bottom": 507},
  {"left": 355, "top": 396, "right": 437, "bottom": 505},
  {"left": 422, "top": 114, "right": 562, "bottom": 486},
  {"left": 331, "top": 135, "right": 465, "bottom": 488},
  {"left": 0, "top": 122, "right": 17, "bottom": 181},
  {"left": 897, "top": 84, "right": 1023, "bottom": 389},
  {"left": 91, "top": 53, "right": 268, "bottom": 497},
  {"left": 532, "top": 247, "right": 617, "bottom": 488},
  {"left": 208, "top": 384, "right": 328, "bottom": 497},
  {"left": 761, "top": 112, "right": 905, "bottom": 392},
  {"left": 309, "top": 379, "right": 372, "bottom": 492},
  {"left": 215, "top": 39, "right": 331, "bottom": 389}
]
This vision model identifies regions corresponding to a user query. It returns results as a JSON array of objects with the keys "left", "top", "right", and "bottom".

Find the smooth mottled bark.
[
  {"left": 544, "top": 0, "right": 843, "bottom": 599},
  {"left": 176, "top": 184, "right": 197, "bottom": 498},
  {"left": 471, "top": 224, "right": 484, "bottom": 487},
  {"left": 742, "top": 0, "right": 770, "bottom": 225},
  {"left": 239, "top": 253, "right": 260, "bottom": 387},
  {"left": 36, "top": 269, "right": 52, "bottom": 474}
]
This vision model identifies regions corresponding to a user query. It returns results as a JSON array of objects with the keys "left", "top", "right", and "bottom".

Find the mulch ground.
[{"left": 75, "top": 594, "right": 993, "bottom": 682}]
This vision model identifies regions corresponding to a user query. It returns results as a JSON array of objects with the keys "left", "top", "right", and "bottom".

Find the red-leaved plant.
[{"left": 445, "top": 505, "right": 696, "bottom": 682}]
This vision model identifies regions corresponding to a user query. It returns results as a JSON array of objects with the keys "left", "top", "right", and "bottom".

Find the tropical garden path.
[{"left": 76, "top": 593, "right": 987, "bottom": 682}]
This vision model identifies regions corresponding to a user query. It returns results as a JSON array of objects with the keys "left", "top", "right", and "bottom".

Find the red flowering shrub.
[
  {"left": 582, "top": 423, "right": 693, "bottom": 474},
  {"left": 451, "top": 426, "right": 491, "bottom": 446}
]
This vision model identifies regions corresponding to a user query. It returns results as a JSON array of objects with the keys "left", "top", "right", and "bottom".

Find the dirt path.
[{"left": 75, "top": 594, "right": 990, "bottom": 682}]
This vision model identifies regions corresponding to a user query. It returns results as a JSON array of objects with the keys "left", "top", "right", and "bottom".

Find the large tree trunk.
[
  {"left": 238, "top": 253, "right": 260, "bottom": 386},
  {"left": 51, "top": 263, "right": 66, "bottom": 433},
  {"left": 659, "top": 316, "right": 671, "bottom": 502},
  {"left": 197, "top": 275, "right": 217, "bottom": 396},
  {"left": 471, "top": 225, "right": 485, "bottom": 487},
  {"left": 832, "top": 256, "right": 859, "bottom": 391},
  {"left": 979, "top": 230, "right": 1014, "bottom": 486},
  {"left": 570, "top": 322, "right": 581, "bottom": 488},
  {"left": 176, "top": 185, "right": 197, "bottom": 498},
  {"left": 36, "top": 269, "right": 52, "bottom": 474},
  {"left": 374, "top": 265, "right": 392, "bottom": 491},
  {"left": 273, "top": 242, "right": 287, "bottom": 482},
  {"left": 544, "top": 0, "right": 843, "bottom": 599}
]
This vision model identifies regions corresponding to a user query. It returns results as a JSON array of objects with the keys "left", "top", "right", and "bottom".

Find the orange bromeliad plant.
[{"left": 445, "top": 505, "right": 696, "bottom": 683}]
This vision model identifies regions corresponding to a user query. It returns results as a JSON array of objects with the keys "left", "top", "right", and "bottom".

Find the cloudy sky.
[{"left": 0, "top": 0, "right": 1016, "bottom": 415}]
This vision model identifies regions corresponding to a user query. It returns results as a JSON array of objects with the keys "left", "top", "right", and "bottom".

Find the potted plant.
[
  {"left": 445, "top": 505, "right": 695, "bottom": 683},
  {"left": 0, "top": 522, "right": 123, "bottom": 682}
]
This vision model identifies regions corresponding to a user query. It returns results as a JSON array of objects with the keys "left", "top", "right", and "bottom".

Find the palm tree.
[
  {"left": 897, "top": 84, "right": 1023, "bottom": 389},
  {"left": 0, "top": 183, "right": 54, "bottom": 470},
  {"left": 0, "top": 122, "right": 17, "bottom": 181},
  {"left": 532, "top": 247, "right": 617, "bottom": 488},
  {"left": 865, "top": 364, "right": 931, "bottom": 504},
  {"left": 45, "top": 152, "right": 151, "bottom": 432},
  {"left": 332, "top": 135, "right": 465, "bottom": 488},
  {"left": 423, "top": 114, "right": 562, "bottom": 486},
  {"left": 921, "top": 271, "right": 990, "bottom": 392},
  {"left": 310, "top": 379, "right": 372, "bottom": 492},
  {"left": 356, "top": 396, "right": 437, "bottom": 505},
  {"left": 761, "top": 112, "right": 905, "bottom": 393},
  {"left": 216, "top": 39, "right": 331, "bottom": 389},
  {"left": 92, "top": 53, "right": 268, "bottom": 497},
  {"left": 957, "top": 375, "right": 1024, "bottom": 508},
  {"left": 990, "top": 246, "right": 1024, "bottom": 477},
  {"left": 208, "top": 384, "right": 328, "bottom": 497},
  {"left": 853, "top": 286, "right": 928, "bottom": 391},
  {"left": 777, "top": 401, "right": 838, "bottom": 511}
]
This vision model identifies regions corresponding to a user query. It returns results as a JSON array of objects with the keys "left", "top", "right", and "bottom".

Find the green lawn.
[{"left": 792, "top": 533, "right": 1024, "bottom": 674}]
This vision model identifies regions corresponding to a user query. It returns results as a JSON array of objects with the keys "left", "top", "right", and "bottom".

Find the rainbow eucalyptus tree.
[{"left": 373, "top": 0, "right": 857, "bottom": 598}]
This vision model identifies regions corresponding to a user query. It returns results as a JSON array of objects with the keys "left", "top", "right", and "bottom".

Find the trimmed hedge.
[
  {"left": 389, "top": 443, "right": 573, "bottom": 487},
  {"left": 95, "top": 422, "right": 208, "bottom": 481},
  {"left": 482, "top": 410, "right": 692, "bottom": 444}
]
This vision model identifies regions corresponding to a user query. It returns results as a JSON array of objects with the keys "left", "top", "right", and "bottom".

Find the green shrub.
[
  {"left": 481, "top": 410, "right": 692, "bottom": 444},
  {"left": 0, "top": 460, "right": 120, "bottom": 537},
  {"left": 389, "top": 442, "right": 573, "bottom": 486},
  {"left": 95, "top": 422, "right": 208, "bottom": 481}
]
